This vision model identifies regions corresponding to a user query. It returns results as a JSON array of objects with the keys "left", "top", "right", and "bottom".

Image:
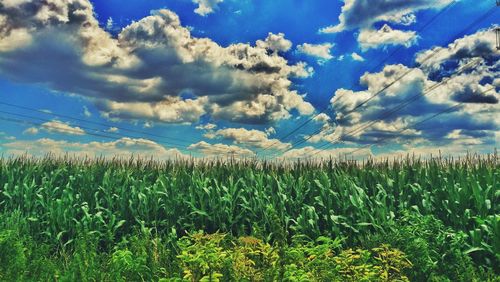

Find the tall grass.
[{"left": 0, "top": 153, "right": 498, "bottom": 280}]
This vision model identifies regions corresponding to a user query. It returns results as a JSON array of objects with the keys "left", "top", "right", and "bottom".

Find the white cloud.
[
  {"left": 106, "top": 127, "right": 119, "bottom": 133},
  {"left": 351, "top": 52, "right": 365, "bottom": 62},
  {"left": 358, "top": 24, "right": 418, "bottom": 50},
  {"left": 0, "top": 2, "right": 314, "bottom": 125},
  {"left": 265, "top": 127, "right": 276, "bottom": 135},
  {"left": 256, "top": 32, "right": 293, "bottom": 53},
  {"left": 23, "top": 127, "right": 39, "bottom": 135},
  {"left": 313, "top": 113, "right": 331, "bottom": 124},
  {"left": 415, "top": 27, "right": 497, "bottom": 74},
  {"left": 105, "top": 17, "right": 114, "bottom": 31},
  {"left": 208, "top": 127, "right": 291, "bottom": 150},
  {"left": 143, "top": 121, "right": 154, "bottom": 128},
  {"left": 0, "top": 25, "right": 31, "bottom": 52},
  {"left": 319, "top": 0, "right": 452, "bottom": 33},
  {"left": 297, "top": 43, "right": 334, "bottom": 63},
  {"left": 3, "top": 137, "right": 186, "bottom": 159},
  {"left": 325, "top": 28, "right": 499, "bottom": 149},
  {"left": 101, "top": 97, "right": 208, "bottom": 124},
  {"left": 193, "top": 0, "right": 223, "bottom": 16},
  {"left": 188, "top": 141, "right": 255, "bottom": 157},
  {"left": 83, "top": 106, "right": 92, "bottom": 117},
  {"left": 195, "top": 123, "right": 217, "bottom": 130},
  {"left": 1, "top": 0, "right": 31, "bottom": 8},
  {"left": 40, "top": 120, "right": 86, "bottom": 135},
  {"left": 280, "top": 146, "right": 372, "bottom": 160},
  {"left": 3, "top": 136, "right": 16, "bottom": 141}
]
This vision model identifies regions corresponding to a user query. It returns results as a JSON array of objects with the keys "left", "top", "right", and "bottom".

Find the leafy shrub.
[
  {"left": 333, "top": 248, "right": 379, "bottom": 281},
  {"left": 23, "top": 243, "right": 60, "bottom": 282},
  {"left": 284, "top": 236, "right": 342, "bottom": 281},
  {"left": 372, "top": 244, "right": 412, "bottom": 281},
  {"left": 232, "top": 236, "right": 278, "bottom": 281},
  {"left": 177, "top": 232, "right": 229, "bottom": 281},
  {"left": 58, "top": 235, "right": 104, "bottom": 282},
  {"left": 109, "top": 249, "right": 150, "bottom": 281},
  {"left": 0, "top": 230, "right": 26, "bottom": 280},
  {"left": 364, "top": 212, "right": 482, "bottom": 281}
]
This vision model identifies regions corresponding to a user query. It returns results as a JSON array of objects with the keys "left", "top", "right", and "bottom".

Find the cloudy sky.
[{"left": 0, "top": 0, "right": 498, "bottom": 160}]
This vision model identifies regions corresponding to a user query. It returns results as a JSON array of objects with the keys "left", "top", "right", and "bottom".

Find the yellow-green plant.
[
  {"left": 177, "top": 232, "right": 228, "bottom": 281},
  {"left": 231, "top": 236, "right": 278, "bottom": 281},
  {"left": 372, "top": 245, "right": 412, "bottom": 281},
  {"left": 333, "top": 248, "right": 379, "bottom": 281}
]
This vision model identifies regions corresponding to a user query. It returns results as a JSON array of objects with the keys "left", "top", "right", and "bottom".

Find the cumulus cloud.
[
  {"left": 320, "top": 0, "right": 452, "bottom": 33},
  {"left": 256, "top": 32, "right": 293, "bottom": 53},
  {"left": 324, "top": 28, "right": 499, "bottom": 150},
  {"left": 416, "top": 28, "right": 498, "bottom": 75},
  {"left": 0, "top": 132, "right": 15, "bottom": 141},
  {"left": 351, "top": 52, "right": 364, "bottom": 62},
  {"left": 207, "top": 127, "right": 291, "bottom": 150},
  {"left": 106, "top": 127, "right": 119, "bottom": 133},
  {"left": 0, "top": 1, "right": 314, "bottom": 125},
  {"left": 28, "top": 120, "right": 86, "bottom": 135},
  {"left": 195, "top": 123, "right": 217, "bottom": 130},
  {"left": 83, "top": 106, "right": 91, "bottom": 117},
  {"left": 23, "top": 127, "right": 39, "bottom": 135},
  {"left": 44, "top": 121, "right": 85, "bottom": 135},
  {"left": 265, "top": 127, "right": 276, "bottom": 135},
  {"left": 357, "top": 24, "right": 418, "bottom": 50},
  {"left": 3, "top": 137, "right": 186, "bottom": 159},
  {"left": 188, "top": 141, "right": 255, "bottom": 157},
  {"left": 193, "top": 0, "right": 223, "bottom": 16},
  {"left": 297, "top": 43, "right": 334, "bottom": 64},
  {"left": 313, "top": 113, "right": 331, "bottom": 124},
  {"left": 280, "top": 146, "right": 372, "bottom": 160}
]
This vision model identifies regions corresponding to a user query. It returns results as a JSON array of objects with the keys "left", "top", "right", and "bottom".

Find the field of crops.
[{"left": 0, "top": 155, "right": 498, "bottom": 281}]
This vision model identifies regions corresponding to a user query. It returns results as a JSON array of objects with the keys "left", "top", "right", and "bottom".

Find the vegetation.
[{"left": 0, "top": 154, "right": 498, "bottom": 281}]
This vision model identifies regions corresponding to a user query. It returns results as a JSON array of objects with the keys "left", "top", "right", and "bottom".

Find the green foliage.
[
  {"left": 0, "top": 154, "right": 498, "bottom": 280},
  {"left": 364, "top": 212, "right": 491, "bottom": 281},
  {"left": 284, "top": 236, "right": 342, "bottom": 281},
  {"left": 372, "top": 244, "right": 412, "bottom": 281},
  {"left": 59, "top": 235, "right": 104, "bottom": 282},
  {"left": 0, "top": 230, "right": 27, "bottom": 281},
  {"left": 333, "top": 248, "right": 379, "bottom": 281},
  {"left": 109, "top": 249, "right": 150, "bottom": 281},
  {"left": 231, "top": 236, "right": 278, "bottom": 281},
  {"left": 177, "top": 232, "right": 229, "bottom": 281}
]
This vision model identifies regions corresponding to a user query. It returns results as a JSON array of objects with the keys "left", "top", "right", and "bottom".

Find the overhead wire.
[
  {"left": 342, "top": 87, "right": 497, "bottom": 158},
  {"left": 0, "top": 110, "right": 251, "bottom": 159},
  {"left": 269, "top": 5, "right": 497, "bottom": 158},
  {"left": 0, "top": 109, "right": 189, "bottom": 148},
  {"left": 0, "top": 101, "right": 191, "bottom": 145},
  {"left": 303, "top": 58, "right": 483, "bottom": 158},
  {"left": 256, "top": 0, "right": 459, "bottom": 156}
]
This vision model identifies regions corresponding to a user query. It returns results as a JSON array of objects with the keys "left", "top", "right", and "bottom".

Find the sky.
[{"left": 0, "top": 0, "right": 498, "bottom": 160}]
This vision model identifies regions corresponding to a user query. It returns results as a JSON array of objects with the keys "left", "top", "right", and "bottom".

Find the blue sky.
[{"left": 0, "top": 0, "right": 498, "bottom": 159}]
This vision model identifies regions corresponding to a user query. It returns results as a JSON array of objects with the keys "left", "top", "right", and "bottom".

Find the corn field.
[{"left": 0, "top": 154, "right": 498, "bottom": 281}]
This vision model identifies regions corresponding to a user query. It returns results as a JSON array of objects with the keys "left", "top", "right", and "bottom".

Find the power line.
[
  {"left": 0, "top": 109, "right": 189, "bottom": 148},
  {"left": 0, "top": 101, "right": 191, "bottom": 145},
  {"left": 0, "top": 110, "right": 252, "bottom": 158},
  {"left": 276, "top": 55, "right": 482, "bottom": 158},
  {"left": 256, "top": 0, "right": 459, "bottom": 156},
  {"left": 269, "top": 6, "right": 497, "bottom": 158},
  {"left": 0, "top": 115, "right": 194, "bottom": 153},
  {"left": 303, "top": 58, "right": 482, "bottom": 158},
  {"left": 331, "top": 59, "right": 480, "bottom": 140},
  {"left": 343, "top": 87, "right": 496, "bottom": 158}
]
